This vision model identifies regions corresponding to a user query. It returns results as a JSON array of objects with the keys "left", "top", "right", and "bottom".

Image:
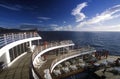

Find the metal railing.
[
  {"left": 31, "top": 40, "right": 74, "bottom": 79},
  {"left": 0, "top": 32, "right": 39, "bottom": 48},
  {"left": 50, "top": 46, "right": 96, "bottom": 72},
  {"left": 32, "top": 40, "right": 74, "bottom": 61},
  {"left": 29, "top": 55, "right": 43, "bottom": 79}
]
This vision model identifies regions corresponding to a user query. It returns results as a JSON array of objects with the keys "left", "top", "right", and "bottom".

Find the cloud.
[
  {"left": 53, "top": 24, "right": 120, "bottom": 31},
  {"left": 76, "top": 4, "right": 120, "bottom": 28},
  {"left": 71, "top": 2, "right": 87, "bottom": 22},
  {"left": 53, "top": 25, "right": 73, "bottom": 31},
  {"left": 38, "top": 17, "right": 51, "bottom": 20},
  {"left": 63, "top": 21, "right": 66, "bottom": 23},
  {"left": 38, "top": 21, "right": 43, "bottom": 23},
  {"left": 0, "top": 4, "right": 22, "bottom": 11},
  {"left": 85, "top": 24, "right": 120, "bottom": 31},
  {"left": 20, "top": 23, "right": 43, "bottom": 27},
  {"left": 54, "top": 4, "right": 120, "bottom": 31}
]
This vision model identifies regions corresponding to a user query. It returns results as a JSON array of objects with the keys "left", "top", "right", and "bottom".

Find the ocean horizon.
[{"left": 39, "top": 31, "right": 120, "bottom": 55}]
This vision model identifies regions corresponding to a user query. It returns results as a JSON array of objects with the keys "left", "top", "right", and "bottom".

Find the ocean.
[{"left": 39, "top": 31, "right": 120, "bottom": 55}]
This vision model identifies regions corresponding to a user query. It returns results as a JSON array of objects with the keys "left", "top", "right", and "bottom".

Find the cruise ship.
[{"left": 0, "top": 29, "right": 120, "bottom": 79}]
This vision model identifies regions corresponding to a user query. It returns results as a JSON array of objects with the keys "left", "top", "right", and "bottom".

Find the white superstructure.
[{"left": 0, "top": 30, "right": 41, "bottom": 67}]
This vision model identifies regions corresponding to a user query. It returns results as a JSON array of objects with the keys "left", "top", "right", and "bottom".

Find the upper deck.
[
  {"left": 0, "top": 29, "right": 42, "bottom": 68},
  {"left": 0, "top": 29, "right": 39, "bottom": 48}
]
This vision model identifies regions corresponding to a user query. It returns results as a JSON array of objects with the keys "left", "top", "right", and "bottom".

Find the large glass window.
[
  {"left": 9, "top": 42, "right": 27, "bottom": 62},
  {"left": 13, "top": 46, "right": 17, "bottom": 58},
  {"left": 9, "top": 48, "right": 15, "bottom": 61}
]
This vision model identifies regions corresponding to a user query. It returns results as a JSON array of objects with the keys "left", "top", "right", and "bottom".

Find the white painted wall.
[{"left": 0, "top": 37, "right": 41, "bottom": 66}]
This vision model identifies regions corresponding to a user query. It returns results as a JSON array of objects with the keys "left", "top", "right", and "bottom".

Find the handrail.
[
  {"left": 30, "top": 40, "right": 74, "bottom": 79},
  {"left": 32, "top": 40, "right": 74, "bottom": 61},
  {"left": 50, "top": 47, "right": 96, "bottom": 73},
  {"left": 0, "top": 32, "right": 39, "bottom": 48},
  {"left": 29, "top": 55, "right": 42, "bottom": 79}
]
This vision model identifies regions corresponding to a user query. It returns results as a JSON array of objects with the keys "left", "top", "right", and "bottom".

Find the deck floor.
[
  {"left": 95, "top": 55, "right": 120, "bottom": 79},
  {"left": 37, "top": 54, "right": 58, "bottom": 79},
  {"left": 1, "top": 50, "right": 119, "bottom": 79},
  {"left": 0, "top": 53, "right": 31, "bottom": 79}
]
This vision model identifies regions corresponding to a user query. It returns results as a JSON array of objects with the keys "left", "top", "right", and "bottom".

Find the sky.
[{"left": 0, "top": 0, "right": 120, "bottom": 31}]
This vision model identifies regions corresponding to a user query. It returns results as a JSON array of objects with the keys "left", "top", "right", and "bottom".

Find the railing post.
[
  {"left": 12, "top": 33, "right": 15, "bottom": 42},
  {"left": 18, "top": 33, "right": 21, "bottom": 40},
  {"left": 4, "top": 34, "right": 7, "bottom": 45},
  {"left": 24, "top": 32, "right": 27, "bottom": 39},
  {"left": 30, "top": 32, "right": 32, "bottom": 38}
]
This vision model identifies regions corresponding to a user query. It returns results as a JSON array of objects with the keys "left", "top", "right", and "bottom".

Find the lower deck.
[
  {"left": 0, "top": 45, "right": 119, "bottom": 79},
  {"left": 36, "top": 51, "right": 120, "bottom": 79},
  {"left": 35, "top": 49, "right": 96, "bottom": 79},
  {"left": 95, "top": 56, "right": 120, "bottom": 79}
]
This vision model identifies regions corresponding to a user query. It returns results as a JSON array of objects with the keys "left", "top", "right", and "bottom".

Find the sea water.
[{"left": 39, "top": 31, "right": 120, "bottom": 55}]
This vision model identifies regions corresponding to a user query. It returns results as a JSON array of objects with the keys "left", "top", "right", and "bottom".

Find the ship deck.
[
  {"left": 36, "top": 53, "right": 120, "bottom": 79},
  {"left": 37, "top": 54, "right": 57, "bottom": 78},
  {"left": 0, "top": 46, "right": 119, "bottom": 79},
  {"left": 0, "top": 53, "right": 31, "bottom": 79},
  {"left": 95, "top": 55, "right": 120, "bottom": 79},
  {"left": 36, "top": 54, "right": 85, "bottom": 79}
]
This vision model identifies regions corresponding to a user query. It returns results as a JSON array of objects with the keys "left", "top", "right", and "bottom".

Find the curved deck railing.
[
  {"left": 30, "top": 40, "right": 74, "bottom": 79},
  {"left": 32, "top": 40, "right": 74, "bottom": 61},
  {"left": 50, "top": 47, "right": 96, "bottom": 73},
  {"left": 0, "top": 31, "right": 41, "bottom": 79},
  {"left": 0, "top": 31, "right": 39, "bottom": 48},
  {"left": 29, "top": 55, "right": 43, "bottom": 79}
]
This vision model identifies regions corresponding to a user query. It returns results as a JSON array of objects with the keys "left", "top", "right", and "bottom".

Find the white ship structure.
[{"left": 0, "top": 29, "right": 120, "bottom": 79}]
